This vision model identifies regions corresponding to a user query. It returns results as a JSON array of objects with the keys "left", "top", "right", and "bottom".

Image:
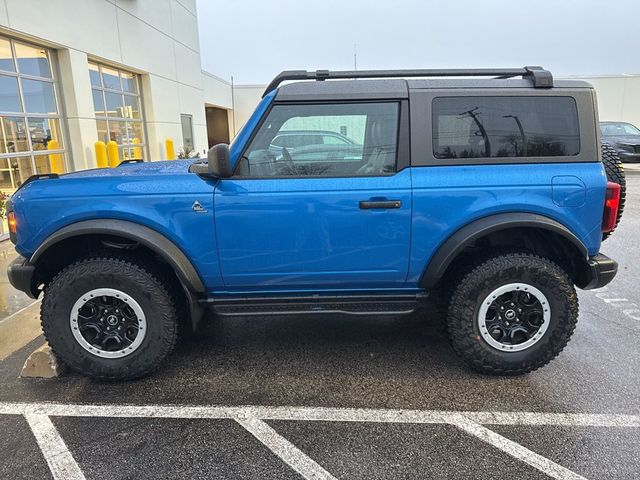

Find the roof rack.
[{"left": 262, "top": 66, "right": 553, "bottom": 97}]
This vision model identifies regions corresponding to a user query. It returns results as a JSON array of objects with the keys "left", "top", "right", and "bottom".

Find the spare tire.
[{"left": 601, "top": 142, "right": 626, "bottom": 240}]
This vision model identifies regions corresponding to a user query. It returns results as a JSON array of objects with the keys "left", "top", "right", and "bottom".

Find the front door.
[{"left": 214, "top": 101, "right": 412, "bottom": 291}]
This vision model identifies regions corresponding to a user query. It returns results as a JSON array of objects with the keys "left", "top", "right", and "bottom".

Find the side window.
[
  {"left": 237, "top": 102, "right": 399, "bottom": 177},
  {"left": 432, "top": 96, "right": 580, "bottom": 159}
]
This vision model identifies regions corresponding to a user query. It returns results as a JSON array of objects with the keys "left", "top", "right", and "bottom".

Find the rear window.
[{"left": 432, "top": 96, "right": 580, "bottom": 159}]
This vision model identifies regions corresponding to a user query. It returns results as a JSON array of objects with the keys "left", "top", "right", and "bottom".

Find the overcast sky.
[{"left": 196, "top": 0, "right": 639, "bottom": 85}]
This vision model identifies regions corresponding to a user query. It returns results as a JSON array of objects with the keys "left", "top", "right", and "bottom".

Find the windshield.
[{"left": 600, "top": 122, "right": 640, "bottom": 136}]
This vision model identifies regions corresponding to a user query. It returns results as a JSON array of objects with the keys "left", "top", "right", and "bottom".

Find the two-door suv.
[{"left": 7, "top": 67, "right": 623, "bottom": 379}]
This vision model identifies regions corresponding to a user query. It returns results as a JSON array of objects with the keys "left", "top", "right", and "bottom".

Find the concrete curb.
[{"left": 20, "top": 343, "right": 65, "bottom": 378}]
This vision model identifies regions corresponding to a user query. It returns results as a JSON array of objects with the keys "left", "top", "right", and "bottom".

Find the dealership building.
[{"left": 0, "top": 0, "right": 638, "bottom": 193}]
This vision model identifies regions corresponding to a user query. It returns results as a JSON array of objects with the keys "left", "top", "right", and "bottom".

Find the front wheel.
[
  {"left": 446, "top": 253, "right": 578, "bottom": 375},
  {"left": 41, "top": 255, "right": 178, "bottom": 380}
]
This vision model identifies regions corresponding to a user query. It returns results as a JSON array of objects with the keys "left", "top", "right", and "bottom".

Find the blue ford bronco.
[{"left": 7, "top": 67, "right": 625, "bottom": 380}]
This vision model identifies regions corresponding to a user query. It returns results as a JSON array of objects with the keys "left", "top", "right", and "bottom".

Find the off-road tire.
[
  {"left": 601, "top": 142, "right": 626, "bottom": 240},
  {"left": 447, "top": 253, "right": 578, "bottom": 375},
  {"left": 41, "top": 255, "right": 178, "bottom": 380}
]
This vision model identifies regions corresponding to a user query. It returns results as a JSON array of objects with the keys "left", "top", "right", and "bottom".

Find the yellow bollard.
[
  {"left": 95, "top": 141, "right": 108, "bottom": 168},
  {"left": 48, "top": 139, "right": 64, "bottom": 174},
  {"left": 132, "top": 138, "right": 143, "bottom": 160},
  {"left": 107, "top": 140, "right": 120, "bottom": 167},
  {"left": 165, "top": 138, "right": 175, "bottom": 160}
]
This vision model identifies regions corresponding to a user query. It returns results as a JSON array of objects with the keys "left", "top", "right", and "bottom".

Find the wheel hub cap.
[
  {"left": 477, "top": 283, "right": 551, "bottom": 352},
  {"left": 70, "top": 288, "right": 147, "bottom": 358}
]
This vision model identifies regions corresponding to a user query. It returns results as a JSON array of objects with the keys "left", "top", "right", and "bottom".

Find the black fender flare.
[
  {"left": 419, "top": 212, "right": 589, "bottom": 289},
  {"left": 31, "top": 219, "right": 205, "bottom": 293}
]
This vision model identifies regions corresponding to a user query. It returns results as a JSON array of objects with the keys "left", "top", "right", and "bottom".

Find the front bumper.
[
  {"left": 7, "top": 255, "right": 37, "bottom": 299},
  {"left": 582, "top": 254, "right": 618, "bottom": 290},
  {"left": 618, "top": 151, "right": 640, "bottom": 163}
]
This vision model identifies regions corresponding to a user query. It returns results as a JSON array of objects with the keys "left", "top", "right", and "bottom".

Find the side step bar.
[{"left": 203, "top": 294, "right": 425, "bottom": 317}]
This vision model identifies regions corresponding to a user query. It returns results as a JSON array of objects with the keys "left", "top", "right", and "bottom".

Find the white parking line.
[
  {"left": 1, "top": 402, "right": 638, "bottom": 428},
  {"left": 3, "top": 401, "right": 638, "bottom": 480},
  {"left": 237, "top": 416, "right": 336, "bottom": 480},
  {"left": 24, "top": 413, "right": 85, "bottom": 480},
  {"left": 451, "top": 416, "right": 586, "bottom": 480},
  {"left": 0, "top": 300, "right": 40, "bottom": 326}
]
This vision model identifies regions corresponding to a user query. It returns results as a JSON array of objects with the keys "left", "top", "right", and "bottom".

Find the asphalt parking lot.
[{"left": 1, "top": 171, "right": 640, "bottom": 480}]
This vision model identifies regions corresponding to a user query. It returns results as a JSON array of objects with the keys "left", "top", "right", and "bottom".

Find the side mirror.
[{"left": 207, "top": 143, "right": 232, "bottom": 178}]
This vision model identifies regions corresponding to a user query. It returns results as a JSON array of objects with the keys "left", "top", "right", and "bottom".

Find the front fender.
[{"left": 30, "top": 219, "right": 205, "bottom": 292}]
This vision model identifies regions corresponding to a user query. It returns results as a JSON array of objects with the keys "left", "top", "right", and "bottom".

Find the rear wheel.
[
  {"left": 446, "top": 253, "right": 578, "bottom": 375},
  {"left": 41, "top": 255, "right": 178, "bottom": 380}
]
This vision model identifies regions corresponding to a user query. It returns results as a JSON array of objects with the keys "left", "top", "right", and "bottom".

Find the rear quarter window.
[{"left": 432, "top": 96, "right": 580, "bottom": 159}]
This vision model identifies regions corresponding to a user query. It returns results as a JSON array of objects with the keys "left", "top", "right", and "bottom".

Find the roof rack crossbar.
[{"left": 263, "top": 66, "right": 553, "bottom": 97}]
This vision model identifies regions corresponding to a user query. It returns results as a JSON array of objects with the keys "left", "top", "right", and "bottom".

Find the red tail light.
[{"left": 602, "top": 181, "right": 621, "bottom": 233}]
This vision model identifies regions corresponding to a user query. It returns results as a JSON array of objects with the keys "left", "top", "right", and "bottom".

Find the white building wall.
[
  {"left": 0, "top": 0, "right": 230, "bottom": 168},
  {"left": 575, "top": 75, "right": 640, "bottom": 128},
  {"left": 230, "top": 85, "right": 264, "bottom": 135}
]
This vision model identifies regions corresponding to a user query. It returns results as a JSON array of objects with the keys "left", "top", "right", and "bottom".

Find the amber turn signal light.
[{"left": 8, "top": 211, "right": 16, "bottom": 234}]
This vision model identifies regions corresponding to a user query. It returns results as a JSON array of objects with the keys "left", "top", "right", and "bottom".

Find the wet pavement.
[
  {"left": 0, "top": 172, "right": 639, "bottom": 479},
  {"left": 0, "top": 240, "right": 35, "bottom": 319}
]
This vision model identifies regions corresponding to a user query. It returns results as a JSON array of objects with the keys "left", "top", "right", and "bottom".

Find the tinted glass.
[
  {"left": 96, "top": 119, "right": 108, "bottom": 143},
  {"left": 21, "top": 78, "right": 56, "bottom": 114},
  {"left": 89, "top": 63, "right": 101, "bottom": 87},
  {"left": 123, "top": 94, "right": 140, "bottom": 119},
  {"left": 0, "top": 38, "right": 15, "bottom": 72},
  {"left": 0, "top": 116, "right": 29, "bottom": 153},
  {"left": 323, "top": 134, "right": 350, "bottom": 145},
  {"left": 92, "top": 89, "right": 105, "bottom": 116},
  {"left": 600, "top": 123, "right": 640, "bottom": 136},
  {"left": 108, "top": 120, "right": 127, "bottom": 143},
  {"left": 239, "top": 102, "right": 399, "bottom": 177},
  {"left": 181, "top": 114, "right": 193, "bottom": 150},
  {"left": 101, "top": 66, "right": 121, "bottom": 90},
  {"left": 12, "top": 156, "right": 34, "bottom": 186},
  {"left": 129, "top": 121, "right": 144, "bottom": 144},
  {"left": 121, "top": 71, "right": 137, "bottom": 94},
  {"left": 34, "top": 153, "right": 63, "bottom": 174},
  {"left": 14, "top": 42, "right": 51, "bottom": 78},
  {"left": 104, "top": 91, "right": 123, "bottom": 117},
  {"left": 0, "top": 158, "right": 11, "bottom": 188},
  {"left": 433, "top": 96, "right": 580, "bottom": 159},
  {"left": 27, "top": 117, "right": 63, "bottom": 151},
  {"left": 0, "top": 74, "right": 21, "bottom": 112}
]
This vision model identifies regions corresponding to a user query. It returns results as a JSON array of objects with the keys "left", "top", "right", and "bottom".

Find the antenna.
[
  {"left": 230, "top": 75, "right": 236, "bottom": 136},
  {"left": 354, "top": 44, "right": 357, "bottom": 71}
]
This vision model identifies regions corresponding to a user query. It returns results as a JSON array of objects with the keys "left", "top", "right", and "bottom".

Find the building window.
[
  {"left": 0, "top": 36, "right": 65, "bottom": 191},
  {"left": 89, "top": 62, "right": 145, "bottom": 161},
  {"left": 180, "top": 114, "right": 194, "bottom": 151}
]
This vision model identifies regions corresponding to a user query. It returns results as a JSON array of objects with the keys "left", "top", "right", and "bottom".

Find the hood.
[
  {"left": 61, "top": 159, "right": 194, "bottom": 179},
  {"left": 602, "top": 135, "right": 640, "bottom": 145}
]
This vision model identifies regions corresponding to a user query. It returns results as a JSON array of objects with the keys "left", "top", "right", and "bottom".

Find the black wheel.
[
  {"left": 41, "top": 255, "right": 178, "bottom": 380},
  {"left": 601, "top": 142, "right": 626, "bottom": 240},
  {"left": 446, "top": 253, "right": 578, "bottom": 375}
]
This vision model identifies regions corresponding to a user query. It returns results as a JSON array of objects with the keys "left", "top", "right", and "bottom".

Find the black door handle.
[{"left": 359, "top": 200, "right": 402, "bottom": 209}]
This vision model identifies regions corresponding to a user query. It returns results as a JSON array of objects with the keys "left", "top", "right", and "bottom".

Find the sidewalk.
[{"left": 623, "top": 162, "right": 640, "bottom": 174}]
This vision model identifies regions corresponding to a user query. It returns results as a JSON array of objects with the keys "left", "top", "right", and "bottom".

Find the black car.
[{"left": 600, "top": 121, "right": 640, "bottom": 162}]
